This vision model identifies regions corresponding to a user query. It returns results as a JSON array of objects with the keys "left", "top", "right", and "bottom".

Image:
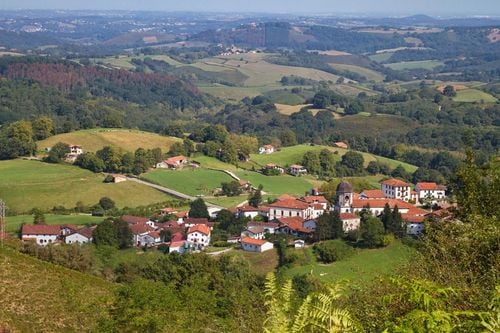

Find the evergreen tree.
[
  {"left": 248, "top": 185, "right": 263, "bottom": 208},
  {"left": 380, "top": 203, "right": 393, "bottom": 231},
  {"left": 189, "top": 198, "right": 209, "bottom": 218},
  {"left": 33, "top": 209, "right": 46, "bottom": 225}
]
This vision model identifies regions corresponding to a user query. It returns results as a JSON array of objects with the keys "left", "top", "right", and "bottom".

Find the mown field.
[
  {"left": 234, "top": 169, "right": 313, "bottom": 197},
  {"left": 223, "top": 248, "right": 279, "bottom": 276},
  {"left": 0, "top": 160, "right": 169, "bottom": 213},
  {"left": 143, "top": 168, "right": 234, "bottom": 197},
  {"left": 5, "top": 214, "right": 104, "bottom": 233},
  {"left": 452, "top": 88, "right": 497, "bottom": 103},
  {"left": 0, "top": 246, "right": 114, "bottom": 332},
  {"left": 283, "top": 241, "right": 414, "bottom": 285},
  {"left": 38, "top": 128, "right": 181, "bottom": 153},
  {"left": 385, "top": 60, "right": 445, "bottom": 71},
  {"left": 328, "top": 63, "right": 385, "bottom": 82}
]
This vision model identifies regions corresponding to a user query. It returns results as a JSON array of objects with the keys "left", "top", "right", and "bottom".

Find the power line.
[{"left": 0, "top": 200, "right": 5, "bottom": 248}]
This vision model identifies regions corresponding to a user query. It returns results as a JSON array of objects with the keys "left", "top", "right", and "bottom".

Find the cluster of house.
[{"left": 20, "top": 177, "right": 450, "bottom": 253}]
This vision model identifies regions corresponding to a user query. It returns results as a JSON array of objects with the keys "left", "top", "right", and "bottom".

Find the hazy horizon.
[{"left": 1, "top": 0, "right": 499, "bottom": 16}]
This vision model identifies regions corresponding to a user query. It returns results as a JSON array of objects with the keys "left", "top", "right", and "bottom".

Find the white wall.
[
  {"left": 65, "top": 233, "right": 91, "bottom": 244},
  {"left": 23, "top": 234, "right": 58, "bottom": 246}
]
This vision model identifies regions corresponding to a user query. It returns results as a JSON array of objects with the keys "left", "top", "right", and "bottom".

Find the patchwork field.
[
  {"left": 283, "top": 241, "right": 414, "bottom": 285},
  {"left": 0, "top": 246, "right": 114, "bottom": 332},
  {"left": 38, "top": 128, "right": 181, "bottom": 153},
  {"left": 275, "top": 103, "right": 312, "bottom": 115},
  {"left": 452, "top": 88, "right": 497, "bottom": 103},
  {"left": 329, "top": 63, "right": 385, "bottom": 82},
  {"left": 335, "top": 114, "right": 419, "bottom": 139},
  {"left": 385, "top": 60, "right": 445, "bottom": 71},
  {"left": 369, "top": 52, "right": 395, "bottom": 63},
  {"left": 234, "top": 170, "right": 313, "bottom": 197},
  {"left": 0, "top": 160, "right": 169, "bottom": 213},
  {"left": 5, "top": 214, "right": 104, "bottom": 233}
]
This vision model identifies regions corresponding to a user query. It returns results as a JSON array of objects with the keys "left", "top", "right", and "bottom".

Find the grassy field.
[
  {"left": 223, "top": 248, "right": 279, "bottom": 276},
  {"left": 249, "top": 144, "right": 417, "bottom": 172},
  {"left": 0, "top": 160, "right": 169, "bottom": 213},
  {"left": 335, "top": 114, "right": 418, "bottom": 139},
  {"left": 265, "top": 90, "right": 307, "bottom": 105},
  {"left": 329, "top": 63, "right": 385, "bottom": 82},
  {"left": 143, "top": 168, "right": 233, "bottom": 196},
  {"left": 235, "top": 170, "right": 313, "bottom": 197},
  {"left": 283, "top": 241, "right": 414, "bottom": 285},
  {"left": 5, "top": 214, "right": 104, "bottom": 233},
  {"left": 0, "top": 246, "right": 114, "bottom": 332},
  {"left": 368, "top": 52, "right": 395, "bottom": 62},
  {"left": 206, "top": 196, "right": 248, "bottom": 208},
  {"left": 275, "top": 103, "right": 312, "bottom": 115},
  {"left": 452, "top": 89, "right": 497, "bottom": 103},
  {"left": 38, "top": 128, "right": 181, "bottom": 153},
  {"left": 385, "top": 60, "right": 445, "bottom": 71}
]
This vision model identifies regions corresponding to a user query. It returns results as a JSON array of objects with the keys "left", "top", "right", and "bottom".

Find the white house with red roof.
[
  {"left": 381, "top": 178, "right": 412, "bottom": 201},
  {"left": 246, "top": 222, "right": 280, "bottom": 234},
  {"left": 415, "top": 182, "right": 447, "bottom": 202},
  {"left": 240, "top": 226, "right": 266, "bottom": 240},
  {"left": 303, "top": 195, "right": 330, "bottom": 210},
  {"left": 276, "top": 217, "right": 315, "bottom": 238},
  {"left": 65, "top": 226, "right": 95, "bottom": 245},
  {"left": 351, "top": 198, "right": 414, "bottom": 216},
  {"left": 138, "top": 231, "right": 162, "bottom": 247},
  {"left": 130, "top": 223, "right": 155, "bottom": 246},
  {"left": 402, "top": 207, "right": 430, "bottom": 235},
  {"left": 187, "top": 224, "right": 211, "bottom": 249},
  {"left": 339, "top": 213, "right": 361, "bottom": 232},
  {"left": 156, "top": 155, "right": 188, "bottom": 169},
  {"left": 259, "top": 144, "right": 275, "bottom": 154},
  {"left": 240, "top": 237, "right": 274, "bottom": 252},
  {"left": 21, "top": 224, "right": 63, "bottom": 246},
  {"left": 289, "top": 164, "right": 307, "bottom": 177},
  {"left": 359, "top": 189, "right": 385, "bottom": 199},
  {"left": 269, "top": 198, "right": 313, "bottom": 220},
  {"left": 237, "top": 205, "right": 261, "bottom": 219}
]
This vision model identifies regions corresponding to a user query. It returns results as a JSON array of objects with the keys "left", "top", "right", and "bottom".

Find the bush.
[
  {"left": 212, "top": 241, "right": 232, "bottom": 247},
  {"left": 313, "top": 240, "right": 355, "bottom": 263},
  {"left": 382, "top": 233, "right": 395, "bottom": 247}
]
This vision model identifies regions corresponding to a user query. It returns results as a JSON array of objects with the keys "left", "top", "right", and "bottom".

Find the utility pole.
[{"left": 0, "top": 200, "right": 5, "bottom": 248}]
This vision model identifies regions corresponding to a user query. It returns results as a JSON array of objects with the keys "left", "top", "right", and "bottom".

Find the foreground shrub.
[{"left": 313, "top": 240, "right": 355, "bottom": 263}]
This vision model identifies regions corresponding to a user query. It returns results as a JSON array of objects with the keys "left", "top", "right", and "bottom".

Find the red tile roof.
[
  {"left": 160, "top": 207, "right": 177, "bottom": 214},
  {"left": 334, "top": 141, "right": 348, "bottom": 149},
  {"left": 122, "top": 215, "right": 150, "bottom": 225},
  {"left": 247, "top": 222, "right": 279, "bottom": 229},
  {"left": 277, "top": 217, "right": 314, "bottom": 233},
  {"left": 187, "top": 224, "right": 211, "bottom": 235},
  {"left": 352, "top": 198, "right": 414, "bottom": 209},
  {"left": 402, "top": 214, "right": 426, "bottom": 223},
  {"left": 303, "top": 195, "right": 329, "bottom": 204},
  {"left": 312, "top": 203, "right": 325, "bottom": 210},
  {"left": 165, "top": 155, "right": 187, "bottom": 164},
  {"left": 416, "top": 182, "right": 447, "bottom": 191},
  {"left": 239, "top": 179, "right": 250, "bottom": 186},
  {"left": 360, "top": 189, "right": 385, "bottom": 198},
  {"left": 276, "top": 194, "right": 297, "bottom": 201},
  {"left": 174, "top": 211, "right": 188, "bottom": 218},
  {"left": 22, "top": 224, "right": 61, "bottom": 236},
  {"left": 238, "top": 205, "right": 260, "bottom": 212},
  {"left": 71, "top": 226, "right": 94, "bottom": 239},
  {"left": 171, "top": 232, "right": 184, "bottom": 242},
  {"left": 270, "top": 199, "right": 309, "bottom": 210},
  {"left": 241, "top": 237, "right": 269, "bottom": 246},
  {"left": 382, "top": 178, "right": 411, "bottom": 187},
  {"left": 130, "top": 223, "right": 154, "bottom": 235},
  {"left": 290, "top": 164, "right": 305, "bottom": 169},
  {"left": 340, "top": 213, "right": 359, "bottom": 220}
]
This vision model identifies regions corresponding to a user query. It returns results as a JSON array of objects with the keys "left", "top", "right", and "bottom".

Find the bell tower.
[{"left": 335, "top": 181, "right": 353, "bottom": 213}]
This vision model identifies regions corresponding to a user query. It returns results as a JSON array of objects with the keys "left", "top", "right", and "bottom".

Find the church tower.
[{"left": 335, "top": 181, "right": 353, "bottom": 213}]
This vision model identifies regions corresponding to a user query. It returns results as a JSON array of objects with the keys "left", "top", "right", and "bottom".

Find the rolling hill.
[
  {"left": 0, "top": 246, "right": 114, "bottom": 332},
  {"left": 0, "top": 159, "right": 170, "bottom": 213},
  {"left": 38, "top": 128, "right": 182, "bottom": 153}
]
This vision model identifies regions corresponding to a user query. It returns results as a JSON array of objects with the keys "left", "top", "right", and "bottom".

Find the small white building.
[
  {"left": 339, "top": 213, "right": 361, "bottom": 232},
  {"left": 187, "top": 224, "right": 211, "bottom": 249},
  {"left": 294, "top": 239, "right": 305, "bottom": 248},
  {"left": 130, "top": 223, "right": 155, "bottom": 246},
  {"left": 65, "top": 227, "right": 94, "bottom": 245},
  {"left": 156, "top": 155, "right": 188, "bottom": 169},
  {"left": 268, "top": 198, "right": 313, "bottom": 220},
  {"left": 289, "top": 164, "right": 307, "bottom": 177},
  {"left": 415, "top": 182, "right": 447, "bottom": 203},
  {"left": 138, "top": 231, "right": 162, "bottom": 247},
  {"left": 169, "top": 240, "right": 187, "bottom": 254},
  {"left": 240, "top": 237, "right": 274, "bottom": 252},
  {"left": 381, "top": 178, "right": 412, "bottom": 201},
  {"left": 246, "top": 222, "right": 280, "bottom": 234},
  {"left": 237, "top": 206, "right": 260, "bottom": 219},
  {"left": 65, "top": 144, "right": 83, "bottom": 162},
  {"left": 259, "top": 144, "right": 275, "bottom": 154}
]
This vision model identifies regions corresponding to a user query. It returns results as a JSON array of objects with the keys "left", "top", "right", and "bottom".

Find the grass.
[
  {"left": 0, "top": 159, "right": 169, "bottom": 213},
  {"left": 335, "top": 114, "right": 418, "bottom": 139},
  {"left": 329, "top": 63, "right": 385, "bottom": 82},
  {"left": 38, "top": 128, "right": 181, "bottom": 153},
  {"left": 275, "top": 103, "right": 312, "bottom": 115},
  {"left": 385, "top": 60, "right": 444, "bottom": 71},
  {"left": 265, "top": 90, "right": 307, "bottom": 105},
  {"left": 452, "top": 89, "right": 497, "bottom": 103},
  {"left": 0, "top": 246, "right": 114, "bottom": 332},
  {"left": 249, "top": 144, "right": 417, "bottom": 172},
  {"left": 143, "top": 168, "right": 233, "bottom": 196},
  {"left": 5, "top": 214, "right": 105, "bottom": 233},
  {"left": 283, "top": 241, "right": 414, "bottom": 285},
  {"left": 235, "top": 170, "right": 313, "bottom": 197},
  {"left": 206, "top": 196, "right": 248, "bottom": 208},
  {"left": 369, "top": 52, "right": 394, "bottom": 63},
  {"left": 223, "top": 248, "right": 279, "bottom": 276}
]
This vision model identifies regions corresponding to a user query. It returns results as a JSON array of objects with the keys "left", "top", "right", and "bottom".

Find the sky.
[{"left": 0, "top": 0, "right": 499, "bottom": 16}]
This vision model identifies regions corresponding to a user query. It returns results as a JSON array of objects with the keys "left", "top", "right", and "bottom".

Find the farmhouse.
[
  {"left": 269, "top": 198, "right": 312, "bottom": 220},
  {"left": 339, "top": 213, "right": 361, "bottom": 232},
  {"left": 351, "top": 198, "right": 414, "bottom": 216},
  {"left": 259, "top": 144, "right": 275, "bottom": 154},
  {"left": 64, "top": 144, "right": 83, "bottom": 162},
  {"left": 289, "top": 164, "right": 307, "bottom": 177},
  {"left": 359, "top": 189, "right": 385, "bottom": 199},
  {"left": 130, "top": 223, "right": 155, "bottom": 246},
  {"left": 381, "top": 178, "right": 412, "bottom": 201},
  {"left": 169, "top": 240, "right": 187, "bottom": 254},
  {"left": 263, "top": 163, "right": 284, "bottom": 174},
  {"left": 303, "top": 195, "right": 330, "bottom": 210},
  {"left": 246, "top": 221, "right": 280, "bottom": 234},
  {"left": 21, "top": 224, "right": 63, "bottom": 246},
  {"left": 276, "top": 216, "right": 315, "bottom": 238},
  {"left": 160, "top": 207, "right": 178, "bottom": 216},
  {"left": 415, "top": 182, "right": 447, "bottom": 202},
  {"left": 65, "top": 227, "right": 95, "bottom": 245},
  {"left": 240, "top": 226, "right": 266, "bottom": 240},
  {"left": 236, "top": 205, "right": 261, "bottom": 219},
  {"left": 240, "top": 237, "right": 274, "bottom": 253},
  {"left": 187, "top": 224, "right": 211, "bottom": 249},
  {"left": 138, "top": 231, "right": 162, "bottom": 247},
  {"left": 156, "top": 155, "right": 188, "bottom": 169}
]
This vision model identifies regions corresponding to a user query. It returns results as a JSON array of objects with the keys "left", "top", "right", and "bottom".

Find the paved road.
[{"left": 126, "top": 177, "right": 224, "bottom": 209}]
